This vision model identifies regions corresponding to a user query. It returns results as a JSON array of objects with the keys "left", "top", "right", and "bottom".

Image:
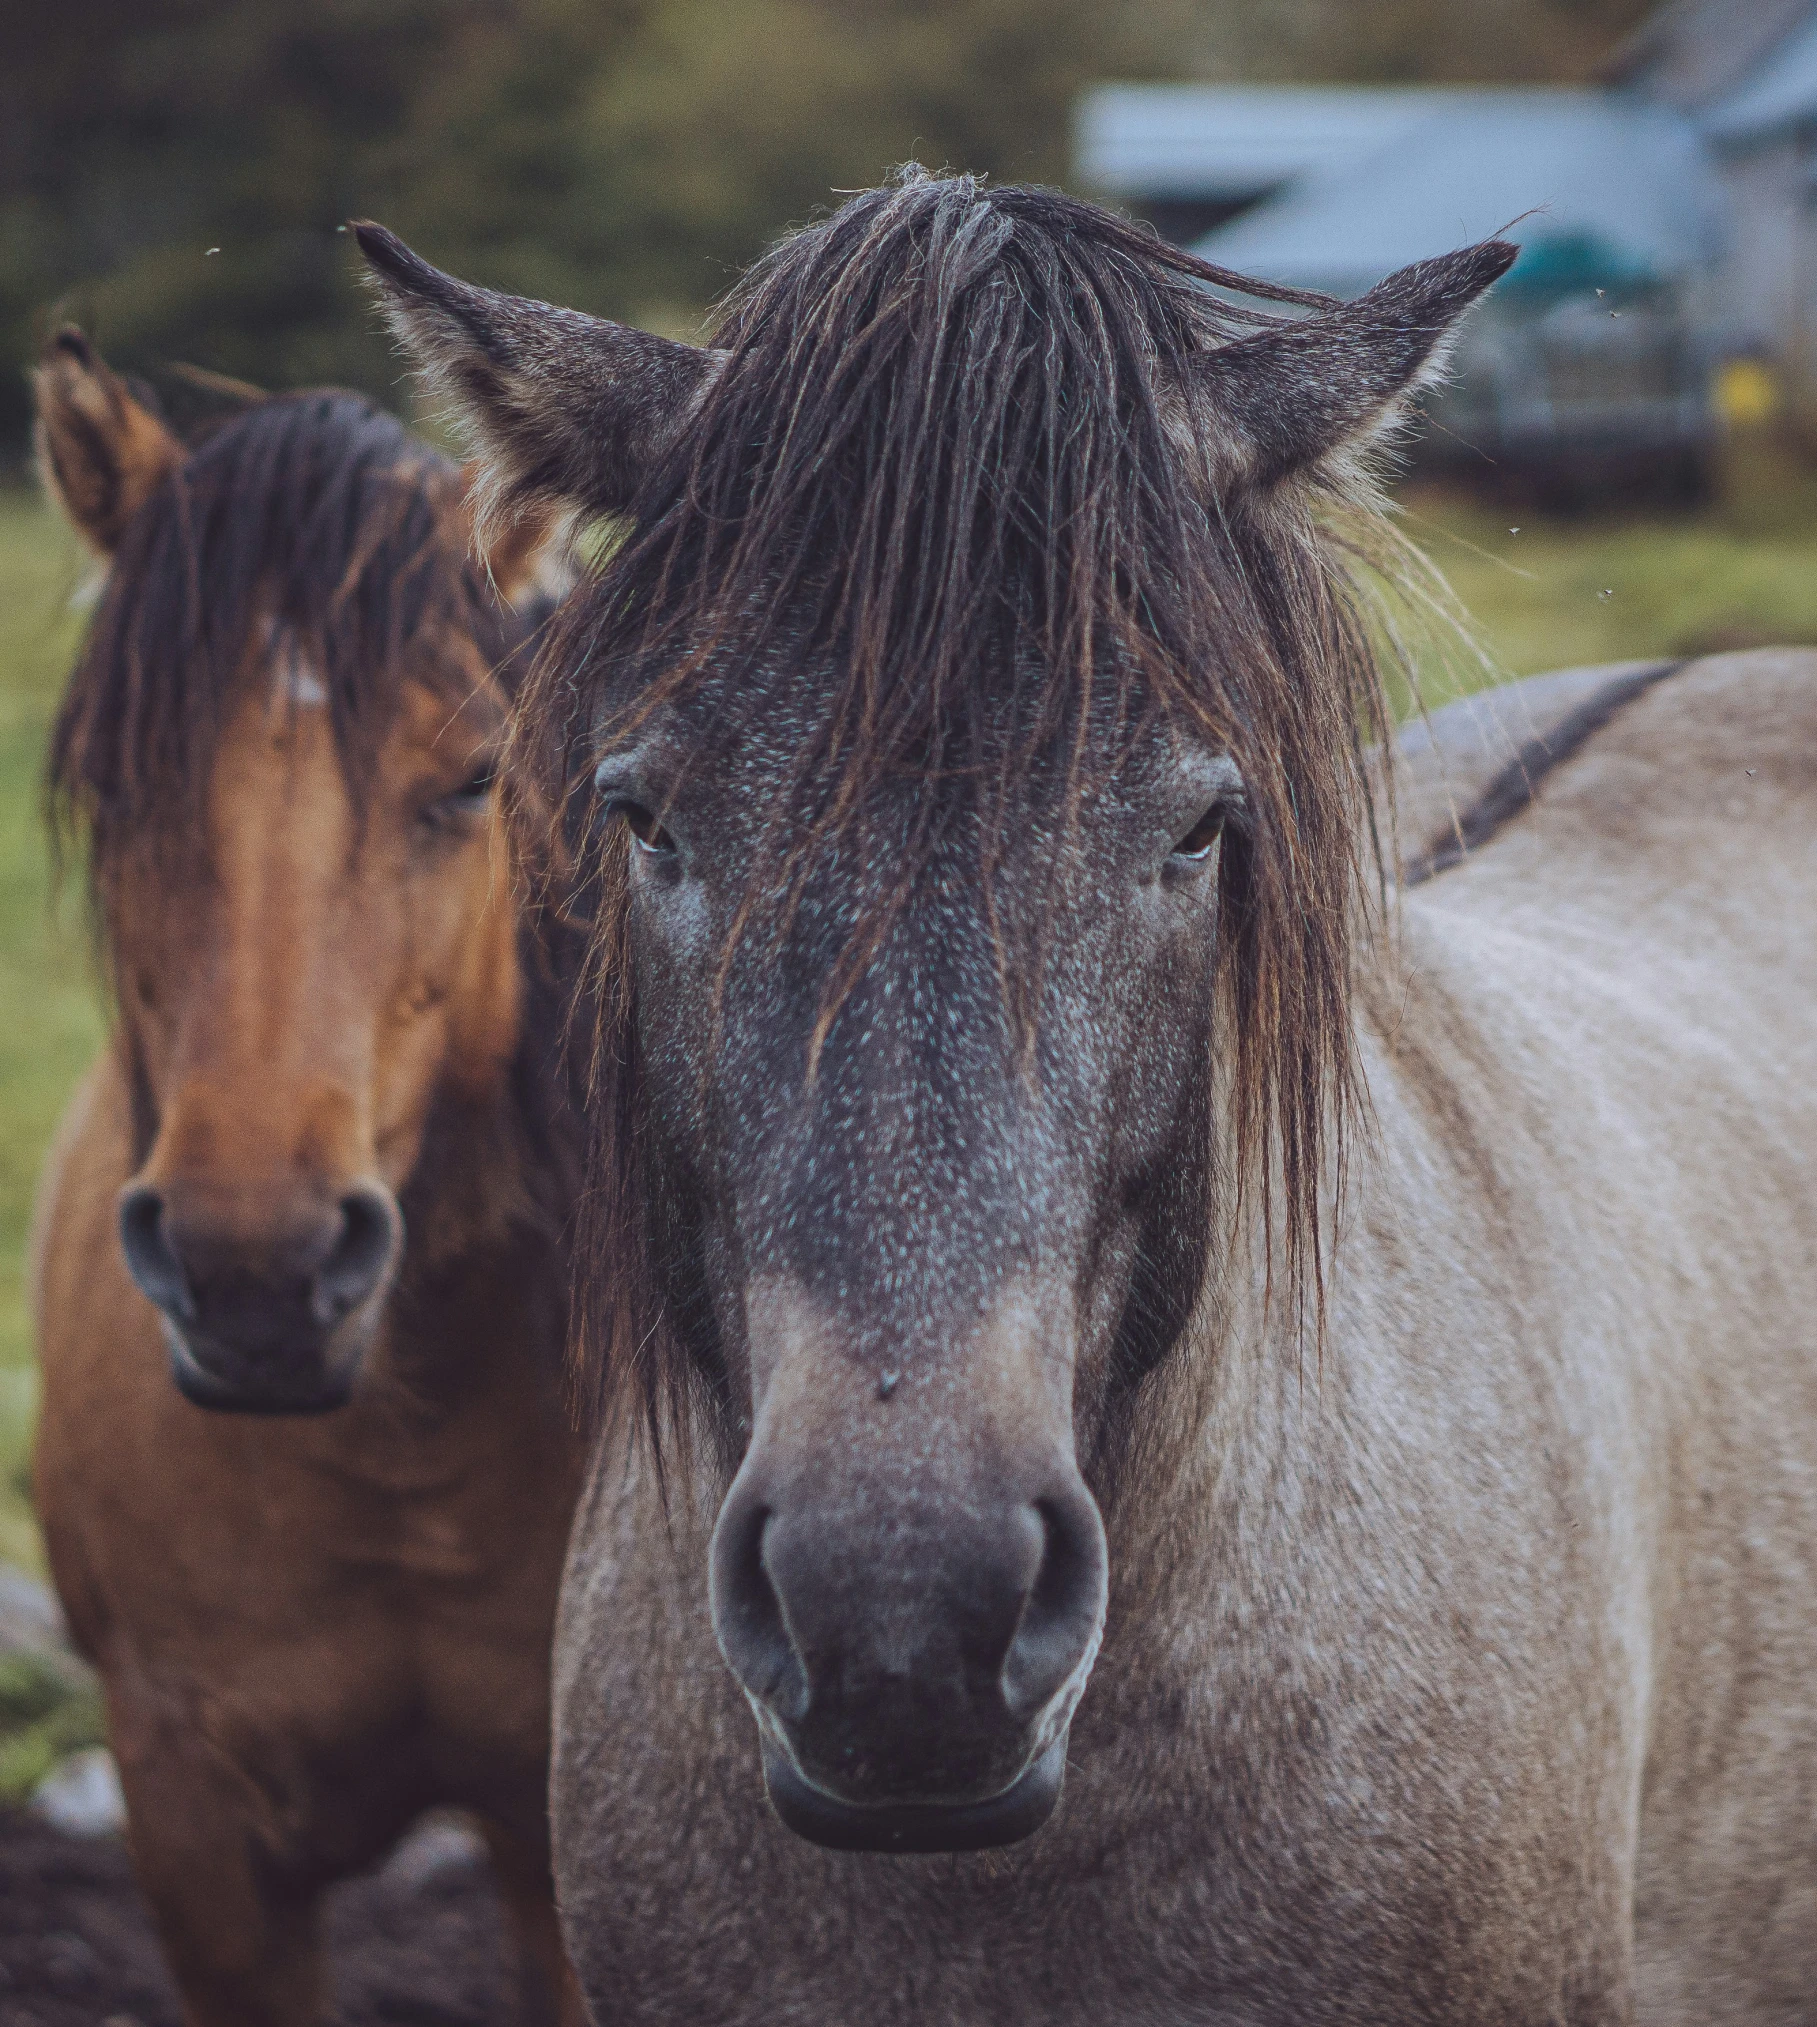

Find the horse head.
[
  {"left": 361, "top": 181, "right": 1511, "bottom": 1847},
  {"left": 37, "top": 332, "right": 561, "bottom": 1413}
]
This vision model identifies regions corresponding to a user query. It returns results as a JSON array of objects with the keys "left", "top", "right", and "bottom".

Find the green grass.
[
  {"left": 0, "top": 491, "right": 100, "bottom": 1576},
  {"left": 0, "top": 1649, "right": 105, "bottom": 1802},
  {"left": 4, "top": 437, "right": 1817, "bottom": 1577},
  {"left": 1399, "top": 436, "right": 1817, "bottom": 705}
]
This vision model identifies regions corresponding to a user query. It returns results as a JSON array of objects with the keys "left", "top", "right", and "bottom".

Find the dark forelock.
[
  {"left": 519, "top": 168, "right": 1402, "bottom": 1444},
  {"left": 49, "top": 390, "right": 521, "bottom": 887}
]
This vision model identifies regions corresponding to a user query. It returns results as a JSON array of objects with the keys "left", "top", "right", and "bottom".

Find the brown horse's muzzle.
[
  {"left": 118, "top": 1177, "right": 401, "bottom": 1414},
  {"left": 709, "top": 1279, "right": 1108, "bottom": 1853}
]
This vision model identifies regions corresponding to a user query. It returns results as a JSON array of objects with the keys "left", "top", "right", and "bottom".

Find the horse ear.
[
  {"left": 353, "top": 222, "right": 725, "bottom": 533},
  {"left": 33, "top": 327, "right": 185, "bottom": 555},
  {"left": 1194, "top": 241, "right": 1518, "bottom": 490}
]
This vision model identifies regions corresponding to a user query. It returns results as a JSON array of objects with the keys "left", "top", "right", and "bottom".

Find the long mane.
[
  {"left": 49, "top": 390, "right": 521, "bottom": 894},
  {"left": 520, "top": 168, "right": 1401, "bottom": 1447}
]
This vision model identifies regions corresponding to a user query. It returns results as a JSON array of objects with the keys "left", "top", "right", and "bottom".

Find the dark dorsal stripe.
[{"left": 1401, "top": 657, "right": 1690, "bottom": 887}]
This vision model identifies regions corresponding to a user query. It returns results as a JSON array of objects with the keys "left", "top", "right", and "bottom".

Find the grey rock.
[
  {"left": 33, "top": 1748, "right": 127, "bottom": 1837},
  {"left": 380, "top": 1812, "right": 490, "bottom": 1890},
  {"left": 0, "top": 1562, "right": 96, "bottom": 1695},
  {"left": 0, "top": 1565, "right": 65, "bottom": 1657}
]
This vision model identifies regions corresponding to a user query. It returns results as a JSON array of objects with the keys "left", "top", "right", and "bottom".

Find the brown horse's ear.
[
  {"left": 353, "top": 221, "right": 725, "bottom": 540},
  {"left": 33, "top": 327, "right": 185, "bottom": 554},
  {"left": 1194, "top": 240, "right": 1518, "bottom": 490}
]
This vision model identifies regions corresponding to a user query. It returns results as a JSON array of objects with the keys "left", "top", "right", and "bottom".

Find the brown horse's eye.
[
  {"left": 1172, "top": 806, "right": 1227, "bottom": 863},
  {"left": 618, "top": 802, "right": 677, "bottom": 856},
  {"left": 421, "top": 764, "right": 496, "bottom": 831}
]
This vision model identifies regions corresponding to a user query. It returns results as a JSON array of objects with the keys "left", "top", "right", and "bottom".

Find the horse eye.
[
  {"left": 618, "top": 802, "right": 677, "bottom": 856},
  {"left": 421, "top": 764, "right": 497, "bottom": 831},
  {"left": 1171, "top": 806, "right": 1227, "bottom": 863}
]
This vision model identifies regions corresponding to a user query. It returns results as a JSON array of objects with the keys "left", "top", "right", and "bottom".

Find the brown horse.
[
  {"left": 365, "top": 173, "right": 1817, "bottom": 2023},
  {"left": 29, "top": 332, "right": 585, "bottom": 2026}
]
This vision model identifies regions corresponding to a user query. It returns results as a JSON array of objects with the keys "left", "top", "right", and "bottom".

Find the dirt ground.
[{"left": 0, "top": 1809, "right": 511, "bottom": 2025}]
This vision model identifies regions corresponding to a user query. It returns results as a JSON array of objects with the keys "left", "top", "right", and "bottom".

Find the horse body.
[
  {"left": 1390, "top": 651, "right": 1817, "bottom": 2020},
  {"left": 540, "top": 651, "right": 1817, "bottom": 2024},
  {"left": 36, "top": 1058, "right": 577, "bottom": 1998},
  {"left": 30, "top": 344, "right": 585, "bottom": 2026},
  {"left": 360, "top": 176, "right": 1817, "bottom": 2022}
]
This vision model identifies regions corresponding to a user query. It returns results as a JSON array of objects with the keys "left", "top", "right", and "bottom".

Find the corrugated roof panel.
[
  {"left": 1074, "top": 84, "right": 1447, "bottom": 201},
  {"left": 1192, "top": 92, "right": 1722, "bottom": 299}
]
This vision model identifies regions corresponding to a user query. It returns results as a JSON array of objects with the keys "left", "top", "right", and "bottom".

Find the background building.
[
  {"left": 1613, "top": 0, "right": 1817, "bottom": 373},
  {"left": 1077, "top": 1, "right": 1817, "bottom": 490}
]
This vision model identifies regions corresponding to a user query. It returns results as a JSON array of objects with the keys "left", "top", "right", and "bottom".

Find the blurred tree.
[
  {"left": 0, "top": 0, "right": 1661, "bottom": 452},
  {"left": 394, "top": 0, "right": 1180, "bottom": 321},
  {"left": 0, "top": 0, "right": 514, "bottom": 441},
  {"left": 1179, "top": 0, "right": 1659, "bottom": 82}
]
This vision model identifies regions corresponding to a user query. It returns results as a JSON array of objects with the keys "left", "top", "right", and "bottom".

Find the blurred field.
[
  {"left": 1402, "top": 435, "right": 1817, "bottom": 704},
  {"left": 0, "top": 493, "right": 96, "bottom": 1574},
  {"left": 4, "top": 435, "right": 1817, "bottom": 1572}
]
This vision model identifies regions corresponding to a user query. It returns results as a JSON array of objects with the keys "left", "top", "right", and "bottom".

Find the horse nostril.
[
  {"left": 1000, "top": 1490, "right": 1109, "bottom": 1722},
  {"left": 710, "top": 1493, "right": 811, "bottom": 1726},
  {"left": 310, "top": 1187, "right": 401, "bottom": 1327},
  {"left": 118, "top": 1186, "right": 196, "bottom": 1321},
  {"left": 119, "top": 1187, "right": 190, "bottom": 1318}
]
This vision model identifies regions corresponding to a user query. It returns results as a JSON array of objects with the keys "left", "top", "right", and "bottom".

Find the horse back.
[
  {"left": 1382, "top": 650, "right": 1817, "bottom": 2018},
  {"left": 1400, "top": 649, "right": 1817, "bottom": 960},
  {"left": 1384, "top": 657, "right": 1670, "bottom": 873}
]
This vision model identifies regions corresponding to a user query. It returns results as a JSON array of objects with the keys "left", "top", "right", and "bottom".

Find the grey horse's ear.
[
  {"left": 1195, "top": 240, "right": 1518, "bottom": 489},
  {"left": 353, "top": 222, "right": 726, "bottom": 532}
]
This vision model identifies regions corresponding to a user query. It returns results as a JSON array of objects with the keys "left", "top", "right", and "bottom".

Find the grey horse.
[{"left": 362, "top": 172, "right": 1817, "bottom": 2023}]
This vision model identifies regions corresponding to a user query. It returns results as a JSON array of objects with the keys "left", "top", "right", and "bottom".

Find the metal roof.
[
  {"left": 1188, "top": 90, "right": 1722, "bottom": 300},
  {"left": 1074, "top": 84, "right": 1443, "bottom": 203}
]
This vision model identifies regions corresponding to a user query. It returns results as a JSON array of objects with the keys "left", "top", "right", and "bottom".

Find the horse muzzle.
[
  {"left": 759, "top": 1731, "right": 1072, "bottom": 1854},
  {"left": 119, "top": 1179, "right": 401, "bottom": 1414},
  {"left": 710, "top": 1442, "right": 1108, "bottom": 1853}
]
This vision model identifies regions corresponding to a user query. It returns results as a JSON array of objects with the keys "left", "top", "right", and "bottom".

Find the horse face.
[
  {"left": 360, "top": 199, "right": 1510, "bottom": 1848},
  {"left": 110, "top": 660, "right": 517, "bottom": 1413},
  {"left": 36, "top": 335, "right": 556, "bottom": 1415},
  {"left": 595, "top": 700, "right": 1239, "bottom": 1845}
]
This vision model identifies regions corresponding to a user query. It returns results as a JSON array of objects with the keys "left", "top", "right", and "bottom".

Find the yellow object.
[{"left": 1715, "top": 356, "right": 1781, "bottom": 426}]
